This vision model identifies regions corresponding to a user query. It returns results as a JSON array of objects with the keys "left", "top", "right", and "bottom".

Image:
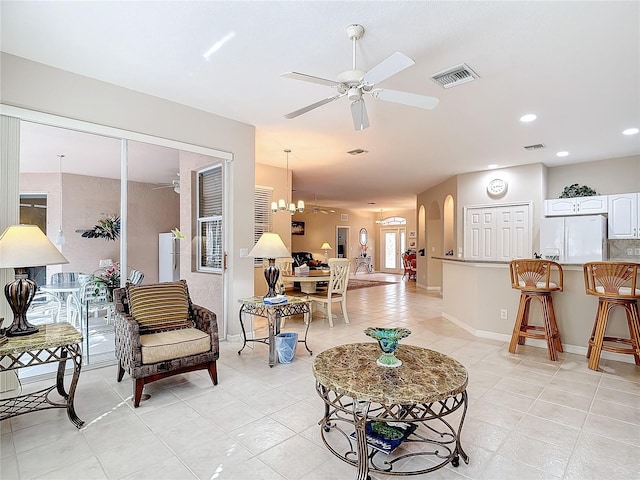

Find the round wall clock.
[{"left": 487, "top": 178, "right": 507, "bottom": 197}]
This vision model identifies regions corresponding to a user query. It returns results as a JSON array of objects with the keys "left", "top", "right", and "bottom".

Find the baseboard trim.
[{"left": 443, "top": 313, "right": 635, "bottom": 364}]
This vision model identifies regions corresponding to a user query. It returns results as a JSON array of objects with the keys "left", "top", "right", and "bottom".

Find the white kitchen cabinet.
[
  {"left": 544, "top": 196, "right": 608, "bottom": 216},
  {"left": 608, "top": 193, "right": 640, "bottom": 239}
]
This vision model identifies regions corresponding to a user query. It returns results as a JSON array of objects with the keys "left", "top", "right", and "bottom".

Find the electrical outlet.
[
  {"left": 635, "top": 248, "right": 640, "bottom": 256},
  {"left": 627, "top": 248, "right": 634, "bottom": 256},
  {"left": 500, "top": 309, "right": 508, "bottom": 319}
]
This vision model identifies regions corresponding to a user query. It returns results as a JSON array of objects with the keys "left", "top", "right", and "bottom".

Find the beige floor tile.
[
  {"left": 4, "top": 278, "right": 639, "bottom": 480},
  {"left": 527, "top": 399, "right": 587, "bottom": 429},
  {"left": 589, "top": 398, "right": 640, "bottom": 425},
  {"left": 565, "top": 432, "right": 640, "bottom": 479}
]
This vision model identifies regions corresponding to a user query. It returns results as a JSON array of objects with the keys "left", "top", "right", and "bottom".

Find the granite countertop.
[
  {"left": 313, "top": 343, "right": 468, "bottom": 404},
  {"left": 431, "top": 256, "right": 636, "bottom": 267},
  {"left": 0, "top": 322, "right": 82, "bottom": 355}
]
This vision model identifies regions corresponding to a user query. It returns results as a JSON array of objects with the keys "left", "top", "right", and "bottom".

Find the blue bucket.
[{"left": 275, "top": 332, "right": 298, "bottom": 363}]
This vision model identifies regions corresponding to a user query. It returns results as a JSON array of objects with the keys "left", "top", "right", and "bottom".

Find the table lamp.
[
  {"left": 249, "top": 232, "right": 290, "bottom": 298},
  {"left": 0, "top": 225, "right": 69, "bottom": 336},
  {"left": 320, "top": 242, "right": 332, "bottom": 263}
]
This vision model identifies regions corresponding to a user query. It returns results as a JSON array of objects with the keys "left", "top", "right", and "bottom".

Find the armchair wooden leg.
[
  {"left": 133, "top": 379, "right": 145, "bottom": 408},
  {"left": 117, "top": 362, "right": 125, "bottom": 382},
  {"left": 207, "top": 361, "right": 218, "bottom": 385}
]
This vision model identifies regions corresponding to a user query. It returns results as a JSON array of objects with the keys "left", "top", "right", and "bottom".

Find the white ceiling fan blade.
[
  {"left": 350, "top": 99, "right": 369, "bottom": 130},
  {"left": 284, "top": 95, "right": 342, "bottom": 119},
  {"left": 281, "top": 71, "right": 340, "bottom": 87},
  {"left": 374, "top": 89, "right": 440, "bottom": 110},
  {"left": 361, "top": 52, "right": 415, "bottom": 86}
]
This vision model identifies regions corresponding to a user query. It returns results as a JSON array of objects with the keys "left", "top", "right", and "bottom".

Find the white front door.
[{"left": 381, "top": 227, "right": 406, "bottom": 274}]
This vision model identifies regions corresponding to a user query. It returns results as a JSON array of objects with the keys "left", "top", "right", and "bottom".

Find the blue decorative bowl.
[{"left": 364, "top": 327, "right": 411, "bottom": 367}]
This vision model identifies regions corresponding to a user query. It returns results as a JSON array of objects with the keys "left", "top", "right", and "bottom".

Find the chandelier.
[
  {"left": 375, "top": 209, "right": 385, "bottom": 224},
  {"left": 271, "top": 149, "right": 305, "bottom": 215}
]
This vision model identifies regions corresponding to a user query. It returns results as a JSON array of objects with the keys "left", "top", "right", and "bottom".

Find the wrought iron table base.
[
  {"left": 316, "top": 383, "right": 469, "bottom": 479},
  {"left": 0, "top": 343, "right": 84, "bottom": 428},
  {"left": 238, "top": 299, "right": 312, "bottom": 367}
]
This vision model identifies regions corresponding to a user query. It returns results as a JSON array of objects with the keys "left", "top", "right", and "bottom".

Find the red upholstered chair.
[{"left": 402, "top": 253, "right": 417, "bottom": 281}]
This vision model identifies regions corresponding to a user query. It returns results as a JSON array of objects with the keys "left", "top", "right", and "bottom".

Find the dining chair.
[
  {"left": 308, "top": 258, "right": 351, "bottom": 327},
  {"left": 401, "top": 253, "right": 417, "bottom": 280}
]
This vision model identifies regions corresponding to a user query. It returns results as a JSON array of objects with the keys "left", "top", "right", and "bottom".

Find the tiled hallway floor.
[{"left": 1, "top": 275, "right": 639, "bottom": 479}]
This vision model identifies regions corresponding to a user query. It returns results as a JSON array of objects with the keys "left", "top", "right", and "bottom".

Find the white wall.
[
  {"left": 1, "top": 53, "right": 255, "bottom": 338},
  {"left": 547, "top": 154, "right": 640, "bottom": 197}
]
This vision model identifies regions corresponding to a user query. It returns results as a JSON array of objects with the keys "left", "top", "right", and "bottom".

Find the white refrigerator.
[
  {"left": 539, "top": 214, "right": 607, "bottom": 263},
  {"left": 159, "top": 233, "right": 180, "bottom": 282}
]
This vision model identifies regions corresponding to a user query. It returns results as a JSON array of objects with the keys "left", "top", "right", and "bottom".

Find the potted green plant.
[{"left": 559, "top": 184, "right": 598, "bottom": 198}]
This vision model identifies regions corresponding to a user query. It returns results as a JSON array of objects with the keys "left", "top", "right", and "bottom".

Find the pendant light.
[
  {"left": 54, "top": 154, "right": 66, "bottom": 246},
  {"left": 271, "top": 149, "right": 305, "bottom": 215}
]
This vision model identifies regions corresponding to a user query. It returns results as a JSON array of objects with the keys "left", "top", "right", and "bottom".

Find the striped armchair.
[{"left": 114, "top": 280, "right": 219, "bottom": 407}]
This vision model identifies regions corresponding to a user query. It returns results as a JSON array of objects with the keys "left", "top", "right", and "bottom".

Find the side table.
[
  {"left": 0, "top": 322, "right": 84, "bottom": 428},
  {"left": 313, "top": 343, "right": 469, "bottom": 479},
  {"left": 238, "top": 296, "right": 312, "bottom": 367},
  {"left": 353, "top": 257, "right": 373, "bottom": 274}
]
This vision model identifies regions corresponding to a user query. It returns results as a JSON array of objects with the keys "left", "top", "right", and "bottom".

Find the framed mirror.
[{"left": 359, "top": 228, "right": 368, "bottom": 246}]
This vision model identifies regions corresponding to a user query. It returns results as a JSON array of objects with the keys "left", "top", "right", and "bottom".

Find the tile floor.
[{"left": 1, "top": 274, "right": 639, "bottom": 479}]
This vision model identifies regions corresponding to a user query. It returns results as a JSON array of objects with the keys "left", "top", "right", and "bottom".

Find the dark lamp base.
[
  {"left": 263, "top": 260, "right": 281, "bottom": 298},
  {"left": 4, "top": 270, "right": 39, "bottom": 337},
  {"left": 6, "top": 322, "right": 39, "bottom": 337}
]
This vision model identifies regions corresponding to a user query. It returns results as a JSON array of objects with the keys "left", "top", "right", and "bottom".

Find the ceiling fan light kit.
[{"left": 282, "top": 24, "right": 439, "bottom": 130}]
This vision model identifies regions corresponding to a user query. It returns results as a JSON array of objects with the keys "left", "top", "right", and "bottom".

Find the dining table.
[{"left": 282, "top": 269, "right": 330, "bottom": 294}]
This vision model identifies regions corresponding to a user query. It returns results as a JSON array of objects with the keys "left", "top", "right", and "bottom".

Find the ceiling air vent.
[
  {"left": 524, "top": 144, "right": 546, "bottom": 151},
  {"left": 430, "top": 63, "right": 479, "bottom": 88},
  {"left": 347, "top": 148, "right": 368, "bottom": 155}
]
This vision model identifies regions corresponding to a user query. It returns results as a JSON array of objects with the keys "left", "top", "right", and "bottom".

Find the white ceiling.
[{"left": 2, "top": 1, "right": 639, "bottom": 211}]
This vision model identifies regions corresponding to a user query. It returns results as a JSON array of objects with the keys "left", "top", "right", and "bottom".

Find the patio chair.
[
  {"left": 127, "top": 268, "right": 145, "bottom": 285},
  {"left": 27, "top": 291, "right": 62, "bottom": 325}
]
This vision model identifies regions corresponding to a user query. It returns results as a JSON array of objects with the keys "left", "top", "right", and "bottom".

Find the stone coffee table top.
[{"left": 313, "top": 342, "right": 468, "bottom": 404}]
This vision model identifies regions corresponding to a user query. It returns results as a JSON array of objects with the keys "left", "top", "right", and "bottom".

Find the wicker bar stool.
[
  {"left": 583, "top": 262, "right": 640, "bottom": 371},
  {"left": 509, "top": 259, "right": 564, "bottom": 360}
]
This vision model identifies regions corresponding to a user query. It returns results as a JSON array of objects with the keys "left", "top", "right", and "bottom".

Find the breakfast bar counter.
[{"left": 436, "top": 257, "right": 633, "bottom": 360}]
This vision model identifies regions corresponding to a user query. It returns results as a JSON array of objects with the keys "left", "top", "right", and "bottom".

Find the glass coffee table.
[{"left": 313, "top": 343, "right": 469, "bottom": 479}]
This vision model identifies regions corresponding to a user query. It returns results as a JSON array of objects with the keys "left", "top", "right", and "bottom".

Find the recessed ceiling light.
[
  {"left": 622, "top": 127, "right": 639, "bottom": 135},
  {"left": 556, "top": 151, "right": 569, "bottom": 157},
  {"left": 520, "top": 114, "right": 537, "bottom": 123},
  {"left": 368, "top": 202, "right": 376, "bottom": 205},
  {"left": 487, "top": 164, "right": 498, "bottom": 169}
]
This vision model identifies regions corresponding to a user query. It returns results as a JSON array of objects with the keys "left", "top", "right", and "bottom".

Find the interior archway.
[{"left": 444, "top": 195, "right": 455, "bottom": 256}]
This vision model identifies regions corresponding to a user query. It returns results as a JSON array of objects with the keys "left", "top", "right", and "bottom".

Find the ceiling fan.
[
  {"left": 282, "top": 24, "right": 439, "bottom": 130},
  {"left": 306, "top": 195, "right": 335, "bottom": 215},
  {"left": 153, "top": 174, "right": 180, "bottom": 194}
]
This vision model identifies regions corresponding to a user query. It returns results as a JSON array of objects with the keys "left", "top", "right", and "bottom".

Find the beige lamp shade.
[
  {"left": 0, "top": 225, "right": 69, "bottom": 268},
  {"left": 249, "top": 232, "right": 290, "bottom": 259},
  {"left": 320, "top": 242, "right": 332, "bottom": 251}
]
